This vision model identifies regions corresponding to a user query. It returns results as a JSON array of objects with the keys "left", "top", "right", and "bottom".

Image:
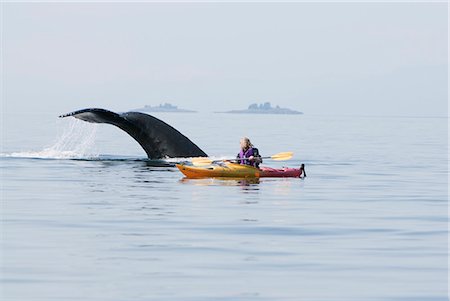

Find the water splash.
[{"left": 5, "top": 119, "right": 99, "bottom": 159}]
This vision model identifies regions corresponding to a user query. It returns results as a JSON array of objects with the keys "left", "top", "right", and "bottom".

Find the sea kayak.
[{"left": 176, "top": 162, "right": 305, "bottom": 179}]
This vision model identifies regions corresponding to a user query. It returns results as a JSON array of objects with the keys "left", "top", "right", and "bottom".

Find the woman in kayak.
[{"left": 237, "top": 137, "right": 262, "bottom": 168}]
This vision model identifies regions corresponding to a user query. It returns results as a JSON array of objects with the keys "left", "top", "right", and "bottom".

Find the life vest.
[{"left": 237, "top": 147, "right": 262, "bottom": 168}]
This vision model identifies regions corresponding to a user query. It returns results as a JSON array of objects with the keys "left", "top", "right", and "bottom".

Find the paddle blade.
[{"left": 270, "top": 152, "right": 294, "bottom": 161}]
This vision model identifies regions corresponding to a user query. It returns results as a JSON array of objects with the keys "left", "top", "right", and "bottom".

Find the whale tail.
[{"left": 59, "top": 108, "right": 207, "bottom": 159}]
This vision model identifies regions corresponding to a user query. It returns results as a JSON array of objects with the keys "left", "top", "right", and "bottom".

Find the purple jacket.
[{"left": 237, "top": 147, "right": 260, "bottom": 167}]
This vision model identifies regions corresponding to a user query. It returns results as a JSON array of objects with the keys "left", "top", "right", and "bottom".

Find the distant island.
[
  {"left": 221, "top": 102, "right": 303, "bottom": 115},
  {"left": 132, "top": 103, "right": 196, "bottom": 113}
]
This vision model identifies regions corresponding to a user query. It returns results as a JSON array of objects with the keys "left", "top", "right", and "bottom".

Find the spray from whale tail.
[{"left": 6, "top": 119, "right": 99, "bottom": 160}]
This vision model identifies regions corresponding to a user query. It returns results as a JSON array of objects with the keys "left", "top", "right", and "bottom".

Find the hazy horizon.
[{"left": 2, "top": 2, "right": 448, "bottom": 117}]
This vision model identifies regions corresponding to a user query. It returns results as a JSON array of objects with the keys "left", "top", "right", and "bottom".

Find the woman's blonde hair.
[{"left": 240, "top": 137, "right": 254, "bottom": 149}]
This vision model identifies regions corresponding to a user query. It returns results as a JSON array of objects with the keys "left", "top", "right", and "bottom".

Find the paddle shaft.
[
  {"left": 230, "top": 151, "right": 293, "bottom": 162},
  {"left": 191, "top": 152, "right": 293, "bottom": 166},
  {"left": 235, "top": 156, "right": 267, "bottom": 161}
]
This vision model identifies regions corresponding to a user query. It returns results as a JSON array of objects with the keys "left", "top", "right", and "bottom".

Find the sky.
[{"left": 2, "top": 2, "right": 448, "bottom": 116}]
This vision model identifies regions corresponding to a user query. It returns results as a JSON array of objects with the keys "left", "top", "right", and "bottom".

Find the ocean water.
[{"left": 1, "top": 111, "right": 448, "bottom": 301}]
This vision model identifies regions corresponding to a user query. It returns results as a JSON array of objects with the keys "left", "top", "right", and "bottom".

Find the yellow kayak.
[
  {"left": 176, "top": 162, "right": 305, "bottom": 179},
  {"left": 176, "top": 162, "right": 261, "bottom": 179}
]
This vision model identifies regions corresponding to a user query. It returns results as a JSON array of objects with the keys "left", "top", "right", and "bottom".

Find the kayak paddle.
[{"left": 191, "top": 151, "right": 294, "bottom": 166}]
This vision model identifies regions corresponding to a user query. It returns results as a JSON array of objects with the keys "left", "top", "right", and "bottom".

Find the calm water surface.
[{"left": 1, "top": 112, "right": 448, "bottom": 301}]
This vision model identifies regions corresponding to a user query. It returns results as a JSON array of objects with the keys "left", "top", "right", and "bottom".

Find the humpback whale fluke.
[{"left": 59, "top": 108, "right": 207, "bottom": 159}]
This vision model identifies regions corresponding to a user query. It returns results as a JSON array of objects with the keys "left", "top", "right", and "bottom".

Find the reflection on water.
[{"left": 179, "top": 177, "right": 261, "bottom": 187}]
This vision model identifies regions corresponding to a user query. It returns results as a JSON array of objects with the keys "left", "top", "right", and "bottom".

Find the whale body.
[{"left": 59, "top": 108, "right": 207, "bottom": 159}]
